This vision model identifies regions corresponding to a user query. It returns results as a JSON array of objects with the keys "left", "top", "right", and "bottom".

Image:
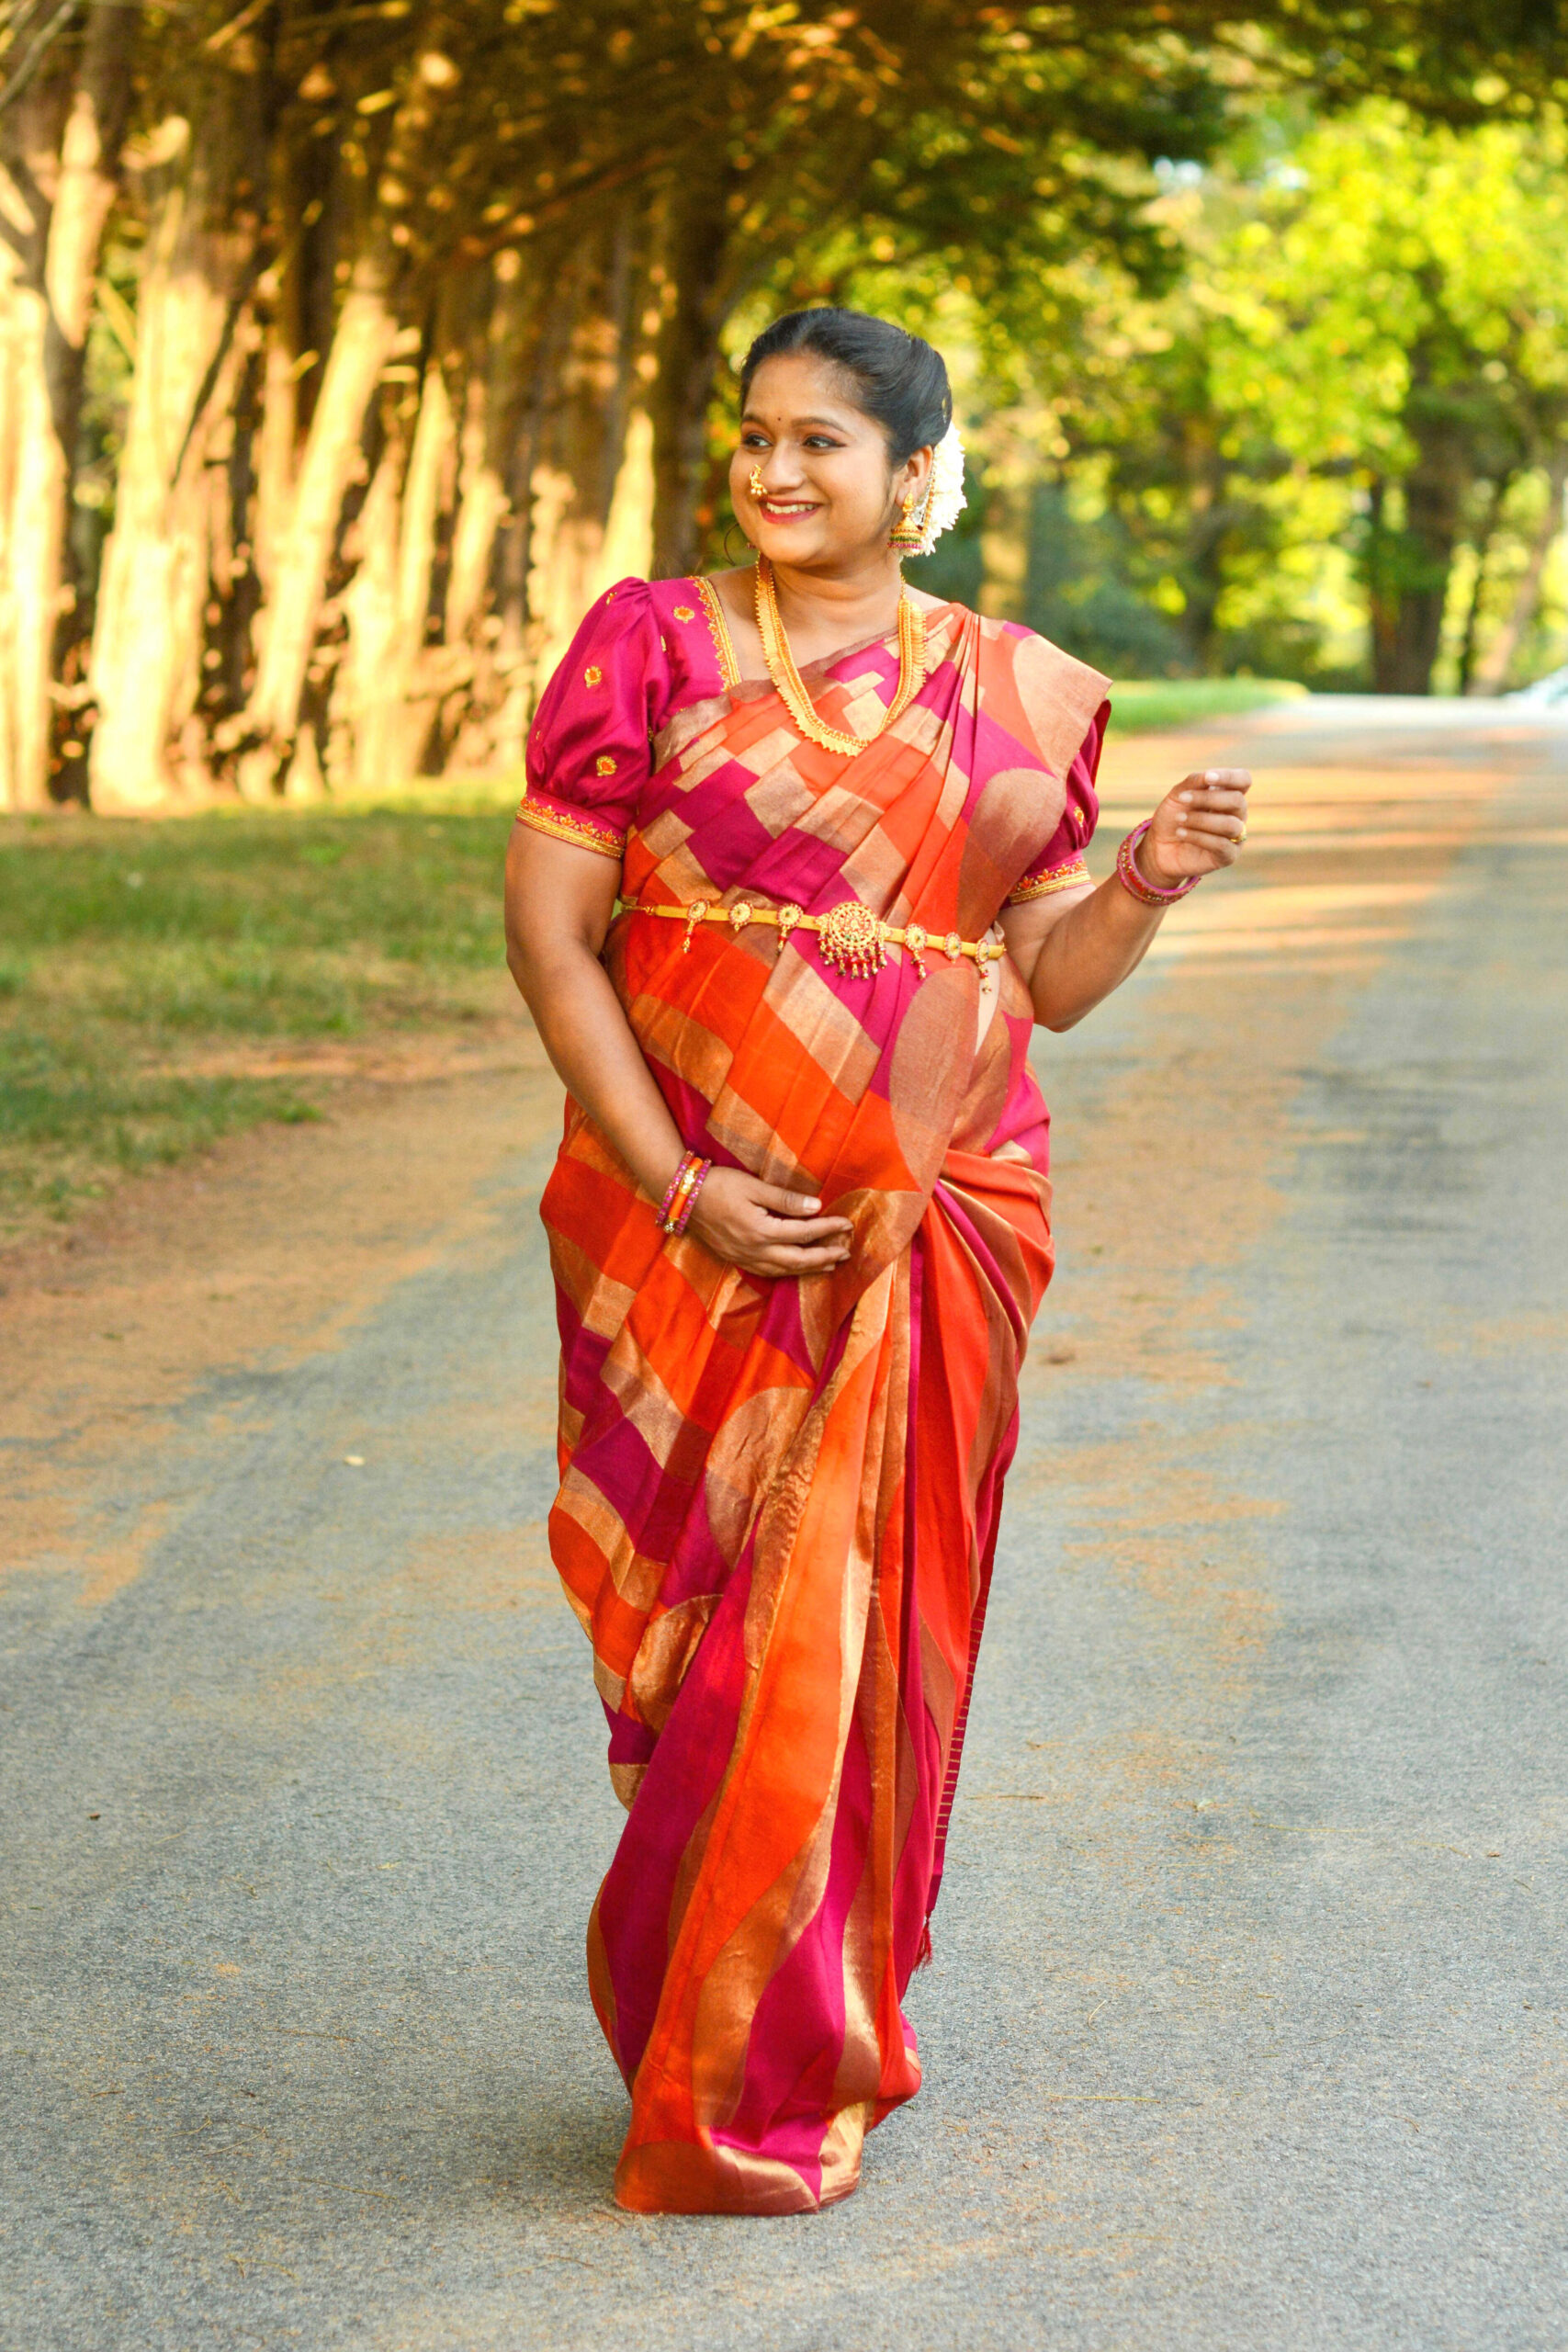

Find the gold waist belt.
[{"left": 624, "top": 894, "right": 1007, "bottom": 984}]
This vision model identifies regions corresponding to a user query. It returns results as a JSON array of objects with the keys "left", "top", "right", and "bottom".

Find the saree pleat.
[{"left": 537, "top": 595, "right": 1107, "bottom": 2213}]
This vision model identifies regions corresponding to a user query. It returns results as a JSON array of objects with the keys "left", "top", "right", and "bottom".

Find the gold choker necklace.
[{"left": 752, "top": 556, "right": 927, "bottom": 757}]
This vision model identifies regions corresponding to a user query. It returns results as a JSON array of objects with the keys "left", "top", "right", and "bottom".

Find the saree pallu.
[{"left": 531, "top": 588, "right": 1108, "bottom": 2214}]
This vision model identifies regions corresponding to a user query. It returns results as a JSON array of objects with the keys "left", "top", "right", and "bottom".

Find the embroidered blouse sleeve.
[
  {"left": 1006, "top": 700, "right": 1109, "bottom": 905},
  {"left": 518, "top": 580, "right": 667, "bottom": 861}
]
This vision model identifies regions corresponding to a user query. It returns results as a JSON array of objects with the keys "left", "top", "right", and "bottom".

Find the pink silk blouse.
[{"left": 521, "top": 576, "right": 1104, "bottom": 900}]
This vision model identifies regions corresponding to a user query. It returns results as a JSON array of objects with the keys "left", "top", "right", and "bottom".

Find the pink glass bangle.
[
  {"left": 667, "top": 1158, "right": 711, "bottom": 1237},
  {"left": 658, "top": 1150, "right": 712, "bottom": 1237},
  {"left": 1116, "top": 818, "right": 1201, "bottom": 908},
  {"left": 656, "top": 1151, "right": 701, "bottom": 1230}
]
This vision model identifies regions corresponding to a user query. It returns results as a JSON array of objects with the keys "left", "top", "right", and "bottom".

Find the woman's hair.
[{"left": 739, "top": 308, "right": 951, "bottom": 464}]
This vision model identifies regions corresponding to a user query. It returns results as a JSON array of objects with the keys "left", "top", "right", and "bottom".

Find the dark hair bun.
[{"left": 739, "top": 308, "right": 952, "bottom": 464}]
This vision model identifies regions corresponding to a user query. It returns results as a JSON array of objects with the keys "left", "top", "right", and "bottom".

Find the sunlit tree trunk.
[
  {"left": 446, "top": 348, "right": 505, "bottom": 651},
  {"left": 239, "top": 274, "right": 400, "bottom": 794},
  {"left": 0, "top": 172, "right": 55, "bottom": 812},
  {"left": 235, "top": 37, "right": 463, "bottom": 798},
  {"left": 88, "top": 107, "right": 264, "bottom": 811},
  {"left": 490, "top": 254, "right": 570, "bottom": 764},
  {"left": 434, "top": 250, "right": 534, "bottom": 771},
  {"left": 0, "top": 3, "right": 136, "bottom": 809},
  {"left": 599, "top": 406, "right": 655, "bottom": 586},
  {"left": 336, "top": 353, "right": 454, "bottom": 788},
  {"left": 528, "top": 215, "right": 649, "bottom": 685}
]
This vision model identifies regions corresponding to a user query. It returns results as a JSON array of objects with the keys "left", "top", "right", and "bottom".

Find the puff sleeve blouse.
[{"left": 518, "top": 578, "right": 730, "bottom": 862}]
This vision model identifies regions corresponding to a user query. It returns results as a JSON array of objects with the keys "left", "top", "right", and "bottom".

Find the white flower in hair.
[{"left": 912, "top": 421, "right": 966, "bottom": 557}]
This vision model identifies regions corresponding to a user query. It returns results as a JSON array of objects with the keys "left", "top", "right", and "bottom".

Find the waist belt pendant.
[{"left": 817, "top": 898, "right": 887, "bottom": 979}]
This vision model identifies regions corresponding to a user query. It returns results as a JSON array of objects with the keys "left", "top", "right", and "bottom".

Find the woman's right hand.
[{"left": 684, "top": 1167, "right": 853, "bottom": 1278}]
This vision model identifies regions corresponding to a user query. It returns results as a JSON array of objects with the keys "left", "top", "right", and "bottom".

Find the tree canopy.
[{"left": 2, "top": 0, "right": 1566, "bottom": 811}]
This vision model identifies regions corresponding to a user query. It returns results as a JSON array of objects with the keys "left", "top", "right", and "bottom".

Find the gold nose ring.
[{"left": 749, "top": 464, "right": 765, "bottom": 500}]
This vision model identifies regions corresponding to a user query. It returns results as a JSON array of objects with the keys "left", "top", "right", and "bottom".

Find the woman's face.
[{"left": 732, "top": 352, "right": 931, "bottom": 573}]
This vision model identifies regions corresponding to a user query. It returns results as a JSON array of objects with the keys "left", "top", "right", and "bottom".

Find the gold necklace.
[{"left": 752, "top": 556, "right": 926, "bottom": 757}]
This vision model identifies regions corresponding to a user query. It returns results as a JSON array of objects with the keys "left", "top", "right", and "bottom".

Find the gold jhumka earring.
[
  {"left": 888, "top": 486, "right": 927, "bottom": 552},
  {"left": 748, "top": 464, "right": 766, "bottom": 500}
]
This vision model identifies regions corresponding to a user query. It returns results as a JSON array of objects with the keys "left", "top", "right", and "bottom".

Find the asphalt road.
[{"left": 3, "top": 699, "right": 1565, "bottom": 2350}]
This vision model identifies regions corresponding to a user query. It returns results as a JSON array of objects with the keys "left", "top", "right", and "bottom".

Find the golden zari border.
[
  {"left": 694, "top": 577, "right": 741, "bottom": 690},
  {"left": 516, "top": 793, "right": 626, "bottom": 861},
  {"left": 1007, "top": 854, "right": 1090, "bottom": 906}
]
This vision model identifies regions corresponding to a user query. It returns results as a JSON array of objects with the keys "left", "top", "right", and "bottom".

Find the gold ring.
[{"left": 748, "top": 464, "right": 765, "bottom": 500}]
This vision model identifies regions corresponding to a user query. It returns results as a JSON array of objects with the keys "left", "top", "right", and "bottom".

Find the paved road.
[{"left": 4, "top": 701, "right": 1566, "bottom": 2350}]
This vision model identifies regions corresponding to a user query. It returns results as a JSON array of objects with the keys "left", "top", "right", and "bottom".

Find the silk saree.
[{"left": 519, "top": 574, "right": 1109, "bottom": 2215}]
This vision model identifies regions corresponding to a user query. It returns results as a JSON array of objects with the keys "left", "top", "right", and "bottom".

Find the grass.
[
  {"left": 0, "top": 779, "right": 522, "bottom": 1247},
  {"left": 0, "top": 683, "right": 1307, "bottom": 1245},
  {"left": 1105, "top": 678, "right": 1310, "bottom": 737}
]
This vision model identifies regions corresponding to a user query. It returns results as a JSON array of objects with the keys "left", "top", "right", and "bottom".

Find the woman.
[{"left": 504, "top": 308, "right": 1249, "bottom": 2216}]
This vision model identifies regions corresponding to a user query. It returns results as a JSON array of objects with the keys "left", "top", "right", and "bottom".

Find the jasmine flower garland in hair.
[{"left": 911, "top": 422, "right": 966, "bottom": 557}]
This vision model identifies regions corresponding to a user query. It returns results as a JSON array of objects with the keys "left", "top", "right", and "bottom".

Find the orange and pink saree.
[{"left": 519, "top": 575, "right": 1109, "bottom": 2214}]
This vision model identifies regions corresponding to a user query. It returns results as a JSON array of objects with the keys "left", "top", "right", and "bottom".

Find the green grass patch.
[
  {"left": 0, "top": 788, "right": 521, "bottom": 1244},
  {"left": 1105, "top": 679, "right": 1310, "bottom": 737}
]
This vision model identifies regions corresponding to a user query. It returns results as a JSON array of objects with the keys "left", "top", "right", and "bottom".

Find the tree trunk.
[
  {"left": 980, "top": 480, "right": 1028, "bottom": 622},
  {"left": 1178, "top": 418, "right": 1233, "bottom": 672},
  {"left": 1468, "top": 450, "right": 1568, "bottom": 696},
  {"left": 88, "top": 114, "right": 262, "bottom": 811},
  {"left": 598, "top": 407, "right": 655, "bottom": 588},
  {"left": 0, "top": 241, "right": 17, "bottom": 808},
  {"left": 253, "top": 315, "right": 301, "bottom": 606},
  {"left": 527, "top": 216, "right": 649, "bottom": 688},
  {"left": 1455, "top": 473, "right": 1510, "bottom": 696},
  {"left": 449, "top": 248, "right": 547, "bottom": 772},
  {"left": 0, "top": 177, "right": 58, "bottom": 810},
  {"left": 649, "top": 175, "right": 735, "bottom": 580},
  {"left": 240, "top": 276, "right": 400, "bottom": 791},
  {"left": 337, "top": 355, "right": 454, "bottom": 788},
  {"left": 0, "top": 4, "right": 136, "bottom": 809},
  {"left": 333, "top": 419, "right": 401, "bottom": 790},
  {"left": 446, "top": 352, "right": 504, "bottom": 650},
  {"left": 1367, "top": 401, "right": 1470, "bottom": 695}
]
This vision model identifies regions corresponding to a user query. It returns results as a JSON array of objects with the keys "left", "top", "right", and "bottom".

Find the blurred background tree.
[{"left": 1, "top": 0, "right": 1566, "bottom": 814}]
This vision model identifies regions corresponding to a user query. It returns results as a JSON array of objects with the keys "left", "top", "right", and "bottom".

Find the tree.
[
  {"left": 3, "top": 0, "right": 1566, "bottom": 809},
  {"left": 1229, "top": 105, "right": 1568, "bottom": 691},
  {"left": 956, "top": 101, "right": 1568, "bottom": 691},
  {"left": 0, "top": 0, "right": 138, "bottom": 808}
]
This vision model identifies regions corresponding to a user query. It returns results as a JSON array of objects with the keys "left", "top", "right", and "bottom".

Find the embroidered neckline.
[{"left": 693, "top": 578, "right": 740, "bottom": 691}]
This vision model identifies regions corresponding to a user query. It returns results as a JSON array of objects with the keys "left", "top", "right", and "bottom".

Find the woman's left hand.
[{"left": 1139, "top": 767, "right": 1253, "bottom": 888}]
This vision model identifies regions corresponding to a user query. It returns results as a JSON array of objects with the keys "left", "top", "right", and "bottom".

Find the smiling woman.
[{"left": 503, "top": 307, "right": 1251, "bottom": 2215}]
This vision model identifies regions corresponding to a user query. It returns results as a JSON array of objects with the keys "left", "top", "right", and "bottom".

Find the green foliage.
[
  {"left": 1023, "top": 483, "right": 1188, "bottom": 677},
  {"left": 909, "top": 98, "right": 1568, "bottom": 691}
]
